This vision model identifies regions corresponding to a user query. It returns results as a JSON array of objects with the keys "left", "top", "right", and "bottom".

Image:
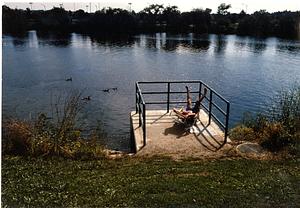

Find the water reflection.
[
  {"left": 247, "top": 38, "right": 267, "bottom": 53},
  {"left": 12, "top": 39, "right": 26, "bottom": 47},
  {"left": 234, "top": 36, "right": 248, "bottom": 50},
  {"left": 189, "top": 40, "right": 210, "bottom": 51},
  {"left": 28, "top": 31, "right": 39, "bottom": 48},
  {"left": 89, "top": 33, "right": 135, "bottom": 48},
  {"left": 3, "top": 31, "right": 300, "bottom": 152},
  {"left": 163, "top": 39, "right": 178, "bottom": 51},
  {"left": 276, "top": 39, "right": 300, "bottom": 54},
  {"left": 37, "top": 31, "right": 72, "bottom": 46},
  {"left": 71, "top": 33, "right": 92, "bottom": 48},
  {"left": 214, "top": 35, "right": 227, "bottom": 53},
  {"left": 138, "top": 33, "right": 211, "bottom": 52},
  {"left": 145, "top": 36, "right": 157, "bottom": 49}
]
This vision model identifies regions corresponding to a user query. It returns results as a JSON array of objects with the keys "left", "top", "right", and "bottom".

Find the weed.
[
  {"left": 230, "top": 86, "right": 300, "bottom": 155},
  {"left": 2, "top": 91, "right": 106, "bottom": 159}
]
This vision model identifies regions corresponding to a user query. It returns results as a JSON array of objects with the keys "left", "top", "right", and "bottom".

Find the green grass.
[{"left": 2, "top": 156, "right": 300, "bottom": 207}]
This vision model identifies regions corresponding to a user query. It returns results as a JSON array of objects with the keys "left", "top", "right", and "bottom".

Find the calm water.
[{"left": 3, "top": 31, "right": 300, "bottom": 151}]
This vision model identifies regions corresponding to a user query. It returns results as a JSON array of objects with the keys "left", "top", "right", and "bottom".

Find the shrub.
[
  {"left": 241, "top": 112, "right": 268, "bottom": 132},
  {"left": 2, "top": 119, "right": 32, "bottom": 155},
  {"left": 258, "top": 122, "right": 290, "bottom": 152},
  {"left": 229, "top": 125, "right": 255, "bottom": 141},
  {"left": 270, "top": 86, "right": 300, "bottom": 134},
  {"left": 230, "top": 86, "right": 300, "bottom": 155},
  {"left": 2, "top": 91, "right": 106, "bottom": 159}
]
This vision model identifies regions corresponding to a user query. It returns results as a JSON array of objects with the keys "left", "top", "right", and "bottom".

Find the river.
[{"left": 3, "top": 31, "right": 300, "bottom": 151}]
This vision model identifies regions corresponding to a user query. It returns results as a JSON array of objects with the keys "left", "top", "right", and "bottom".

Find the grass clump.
[
  {"left": 2, "top": 91, "right": 106, "bottom": 159},
  {"left": 230, "top": 86, "right": 300, "bottom": 156}
]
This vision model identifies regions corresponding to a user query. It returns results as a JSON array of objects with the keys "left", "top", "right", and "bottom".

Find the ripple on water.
[{"left": 3, "top": 32, "right": 300, "bottom": 151}]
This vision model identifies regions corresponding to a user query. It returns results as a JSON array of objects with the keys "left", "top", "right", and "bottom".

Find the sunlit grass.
[{"left": 2, "top": 156, "right": 299, "bottom": 207}]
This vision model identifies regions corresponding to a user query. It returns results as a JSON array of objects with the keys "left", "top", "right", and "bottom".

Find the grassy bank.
[{"left": 2, "top": 156, "right": 300, "bottom": 207}]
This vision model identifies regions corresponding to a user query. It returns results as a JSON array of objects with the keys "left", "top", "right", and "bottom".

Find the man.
[{"left": 173, "top": 86, "right": 208, "bottom": 119}]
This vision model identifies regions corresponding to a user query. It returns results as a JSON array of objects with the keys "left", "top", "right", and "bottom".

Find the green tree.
[
  {"left": 217, "top": 3, "right": 231, "bottom": 15},
  {"left": 142, "top": 4, "right": 164, "bottom": 15}
]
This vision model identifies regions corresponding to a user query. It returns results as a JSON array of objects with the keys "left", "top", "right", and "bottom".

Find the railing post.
[
  {"left": 143, "top": 103, "right": 146, "bottom": 146},
  {"left": 199, "top": 82, "right": 202, "bottom": 98},
  {"left": 135, "top": 83, "right": 138, "bottom": 113},
  {"left": 198, "top": 82, "right": 202, "bottom": 119},
  {"left": 167, "top": 82, "right": 170, "bottom": 112},
  {"left": 208, "top": 90, "right": 213, "bottom": 125},
  {"left": 224, "top": 102, "right": 230, "bottom": 143},
  {"left": 138, "top": 95, "right": 142, "bottom": 127}
]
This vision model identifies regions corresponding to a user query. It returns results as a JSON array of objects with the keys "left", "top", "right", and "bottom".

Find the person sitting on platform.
[{"left": 173, "top": 86, "right": 207, "bottom": 119}]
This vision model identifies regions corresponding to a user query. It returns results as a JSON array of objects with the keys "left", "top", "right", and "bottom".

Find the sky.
[{"left": 3, "top": 0, "right": 300, "bottom": 14}]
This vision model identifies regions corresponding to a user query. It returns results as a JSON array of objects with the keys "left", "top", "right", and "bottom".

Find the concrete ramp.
[{"left": 131, "top": 110, "right": 232, "bottom": 159}]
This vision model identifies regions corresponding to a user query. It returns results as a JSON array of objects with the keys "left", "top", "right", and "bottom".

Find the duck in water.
[
  {"left": 65, "top": 77, "right": 72, "bottom": 81},
  {"left": 82, "top": 96, "right": 91, "bottom": 101}
]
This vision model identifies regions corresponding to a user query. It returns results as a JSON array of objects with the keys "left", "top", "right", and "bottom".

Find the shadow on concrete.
[
  {"left": 193, "top": 122, "right": 224, "bottom": 151},
  {"left": 147, "top": 112, "right": 173, "bottom": 124},
  {"left": 164, "top": 123, "right": 189, "bottom": 138},
  {"left": 163, "top": 120, "right": 225, "bottom": 151}
]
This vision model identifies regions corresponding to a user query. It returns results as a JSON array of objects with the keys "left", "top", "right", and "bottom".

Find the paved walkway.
[{"left": 131, "top": 110, "right": 232, "bottom": 159}]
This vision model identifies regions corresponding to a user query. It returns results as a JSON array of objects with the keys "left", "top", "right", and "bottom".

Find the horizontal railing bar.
[
  {"left": 211, "top": 90, "right": 229, "bottom": 104},
  {"left": 211, "top": 113, "right": 225, "bottom": 129},
  {"left": 200, "top": 104, "right": 209, "bottom": 112},
  {"left": 142, "top": 91, "right": 203, "bottom": 95},
  {"left": 142, "top": 91, "right": 167, "bottom": 95},
  {"left": 145, "top": 100, "right": 206, "bottom": 105},
  {"left": 137, "top": 80, "right": 229, "bottom": 103},
  {"left": 145, "top": 102, "right": 168, "bottom": 105},
  {"left": 211, "top": 102, "right": 227, "bottom": 116},
  {"left": 143, "top": 101, "right": 212, "bottom": 107},
  {"left": 192, "top": 82, "right": 229, "bottom": 104},
  {"left": 137, "top": 80, "right": 203, "bottom": 84},
  {"left": 141, "top": 92, "right": 226, "bottom": 116}
]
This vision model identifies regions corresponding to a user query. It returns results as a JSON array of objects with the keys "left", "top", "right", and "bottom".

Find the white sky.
[{"left": 4, "top": 0, "right": 300, "bottom": 14}]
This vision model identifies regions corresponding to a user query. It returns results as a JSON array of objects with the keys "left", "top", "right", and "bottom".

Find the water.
[{"left": 3, "top": 31, "right": 300, "bottom": 151}]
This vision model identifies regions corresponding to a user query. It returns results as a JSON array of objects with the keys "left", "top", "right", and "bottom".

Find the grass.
[
  {"left": 2, "top": 87, "right": 299, "bottom": 207},
  {"left": 2, "top": 156, "right": 300, "bottom": 207}
]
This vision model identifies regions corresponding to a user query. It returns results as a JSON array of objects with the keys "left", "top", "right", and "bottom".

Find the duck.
[
  {"left": 65, "top": 77, "right": 72, "bottom": 81},
  {"left": 111, "top": 87, "right": 118, "bottom": 91},
  {"left": 82, "top": 96, "right": 91, "bottom": 101},
  {"left": 102, "top": 89, "right": 110, "bottom": 92}
]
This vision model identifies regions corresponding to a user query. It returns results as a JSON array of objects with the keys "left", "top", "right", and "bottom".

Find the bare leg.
[
  {"left": 198, "top": 88, "right": 207, "bottom": 102},
  {"left": 186, "top": 86, "right": 192, "bottom": 110},
  {"left": 173, "top": 108, "right": 190, "bottom": 119},
  {"left": 192, "top": 88, "right": 208, "bottom": 114}
]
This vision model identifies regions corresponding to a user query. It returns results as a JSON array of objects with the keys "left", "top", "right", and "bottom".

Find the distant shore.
[{"left": 3, "top": 5, "right": 300, "bottom": 39}]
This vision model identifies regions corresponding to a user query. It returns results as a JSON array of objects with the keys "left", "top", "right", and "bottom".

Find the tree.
[
  {"left": 2, "top": 5, "right": 28, "bottom": 34},
  {"left": 217, "top": 3, "right": 231, "bottom": 15},
  {"left": 162, "top": 5, "right": 181, "bottom": 30},
  {"left": 142, "top": 4, "right": 164, "bottom": 15}
]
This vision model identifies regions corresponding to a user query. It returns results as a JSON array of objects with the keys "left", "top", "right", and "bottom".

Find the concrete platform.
[{"left": 130, "top": 110, "right": 232, "bottom": 159}]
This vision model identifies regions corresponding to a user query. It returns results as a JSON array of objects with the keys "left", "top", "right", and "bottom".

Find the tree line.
[{"left": 3, "top": 4, "right": 300, "bottom": 38}]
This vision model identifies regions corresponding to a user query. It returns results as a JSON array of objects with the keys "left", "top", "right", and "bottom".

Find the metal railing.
[{"left": 135, "top": 81, "right": 230, "bottom": 147}]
